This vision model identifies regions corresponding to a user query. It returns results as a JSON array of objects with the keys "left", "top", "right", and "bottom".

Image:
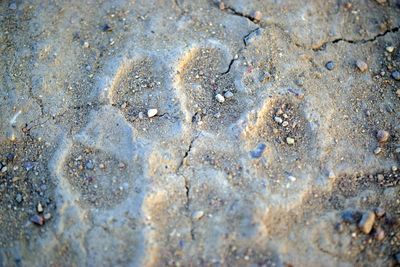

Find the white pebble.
[
  {"left": 274, "top": 116, "right": 283, "bottom": 124},
  {"left": 286, "top": 137, "right": 295, "bottom": 145},
  {"left": 224, "top": 91, "right": 234, "bottom": 98},
  {"left": 386, "top": 46, "right": 394, "bottom": 53},
  {"left": 374, "top": 147, "right": 382, "bottom": 155},
  {"left": 192, "top": 210, "right": 204, "bottom": 220},
  {"left": 147, "top": 109, "right": 158, "bottom": 118},
  {"left": 215, "top": 94, "right": 225, "bottom": 103},
  {"left": 37, "top": 203, "right": 43, "bottom": 213}
]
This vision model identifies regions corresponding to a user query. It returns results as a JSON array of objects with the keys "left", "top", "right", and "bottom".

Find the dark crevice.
[
  {"left": 243, "top": 27, "right": 261, "bottom": 46},
  {"left": 177, "top": 134, "right": 199, "bottom": 172},
  {"left": 216, "top": 2, "right": 400, "bottom": 53},
  {"left": 220, "top": 27, "right": 259, "bottom": 75},
  {"left": 175, "top": 134, "right": 200, "bottom": 241},
  {"left": 313, "top": 27, "right": 399, "bottom": 51},
  {"left": 221, "top": 57, "right": 236, "bottom": 75},
  {"left": 222, "top": 5, "right": 260, "bottom": 25}
]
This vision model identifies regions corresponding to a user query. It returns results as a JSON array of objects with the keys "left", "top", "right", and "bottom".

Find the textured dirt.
[{"left": 0, "top": 0, "right": 400, "bottom": 266}]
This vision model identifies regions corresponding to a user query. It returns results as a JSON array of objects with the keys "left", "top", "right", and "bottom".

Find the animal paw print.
[
  {"left": 176, "top": 46, "right": 248, "bottom": 132},
  {"left": 242, "top": 94, "right": 317, "bottom": 187},
  {"left": 109, "top": 56, "right": 182, "bottom": 139},
  {"left": 63, "top": 143, "right": 143, "bottom": 208}
]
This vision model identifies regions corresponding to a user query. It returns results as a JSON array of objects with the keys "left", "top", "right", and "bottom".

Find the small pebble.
[
  {"left": 252, "top": 11, "right": 262, "bottom": 22},
  {"left": 85, "top": 160, "right": 94, "bottom": 170},
  {"left": 282, "top": 121, "right": 289, "bottom": 127},
  {"left": 328, "top": 171, "right": 336, "bottom": 179},
  {"left": 358, "top": 211, "right": 375, "bottom": 234},
  {"left": 24, "top": 162, "right": 34, "bottom": 171},
  {"left": 374, "top": 207, "right": 385, "bottom": 218},
  {"left": 224, "top": 91, "right": 234, "bottom": 98},
  {"left": 138, "top": 112, "right": 144, "bottom": 119},
  {"left": 286, "top": 137, "right": 295, "bottom": 145},
  {"left": 31, "top": 215, "right": 44, "bottom": 226},
  {"left": 377, "top": 174, "right": 385, "bottom": 182},
  {"left": 288, "top": 175, "right": 296, "bottom": 182},
  {"left": 374, "top": 147, "right": 382, "bottom": 155},
  {"left": 192, "top": 210, "right": 204, "bottom": 220},
  {"left": 102, "top": 24, "right": 112, "bottom": 32},
  {"left": 44, "top": 213, "right": 51, "bottom": 220},
  {"left": 15, "top": 193, "right": 23, "bottom": 203},
  {"left": 99, "top": 163, "right": 105, "bottom": 169},
  {"left": 147, "top": 109, "right": 158, "bottom": 118},
  {"left": 376, "top": 130, "right": 389, "bottom": 143},
  {"left": 219, "top": 2, "right": 225, "bottom": 10},
  {"left": 374, "top": 226, "right": 385, "bottom": 241},
  {"left": 386, "top": 46, "right": 394, "bottom": 53},
  {"left": 6, "top": 153, "right": 15, "bottom": 161},
  {"left": 325, "top": 61, "right": 335, "bottom": 70},
  {"left": 83, "top": 41, "right": 90, "bottom": 48},
  {"left": 118, "top": 162, "right": 126, "bottom": 169},
  {"left": 274, "top": 116, "right": 283, "bottom": 124},
  {"left": 215, "top": 94, "right": 225, "bottom": 103},
  {"left": 37, "top": 203, "right": 43, "bottom": 213},
  {"left": 356, "top": 60, "right": 368, "bottom": 72},
  {"left": 1, "top": 166, "right": 7, "bottom": 173},
  {"left": 392, "top": 165, "right": 398, "bottom": 172},
  {"left": 9, "top": 3, "right": 17, "bottom": 10},
  {"left": 392, "top": 71, "right": 400, "bottom": 81},
  {"left": 250, "top": 143, "right": 266, "bottom": 159}
]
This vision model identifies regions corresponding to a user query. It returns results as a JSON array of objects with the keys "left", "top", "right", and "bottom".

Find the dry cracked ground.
[{"left": 1, "top": 0, "right": 400, "bottom": 266}]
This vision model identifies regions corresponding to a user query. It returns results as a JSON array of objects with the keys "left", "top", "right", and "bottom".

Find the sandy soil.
[{"left": 0, "top": 0, "right": 400, "bottom": 266}]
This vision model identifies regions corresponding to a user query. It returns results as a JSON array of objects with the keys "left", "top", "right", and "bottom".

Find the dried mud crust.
[
  {"left": 63, "top": 143, "right": 141, "bottom": 208},
  {"left": 178, "top": 47, "right": 247, "bottom": 130},
  {"left": 0, "top": 137, "right": 55, "bottom": 246}
]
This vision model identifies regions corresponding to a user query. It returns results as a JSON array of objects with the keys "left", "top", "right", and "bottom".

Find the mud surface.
[{"left": 1, "top": 0, "right": 400, "bottom": 266}]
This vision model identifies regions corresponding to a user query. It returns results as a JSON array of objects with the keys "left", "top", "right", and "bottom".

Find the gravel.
[
  {"left": 286, "top": 137, "right": 295, "bottom": 145},
  {"left": 356, "top": 60, "right": 368, "bottom": 72},
  {"left": 274, "top": 116, "right": 283, "bottom": 124},
  {"left": 224, "top": 91, "right": 234, "bottom": 98},
  {"left": 30, "top": 215, "right": 44, "bottom": 226},
  {"left": 358, "top": 211, "right": 375, "bottom": 234},
  {"left": 391, "top": 71, "right": 400, "bottom": 81},
  {"left": 250, "top": 143, "right": 266, "bottom": 158},
  {"left": 325, "top": 61, "right": 335, "bottom": 70},
  {"left": 386, "top": 46, "right": 394, "bottom": 53},
  {"left": 192, "top": 210, "right": 204, "bottom": 220},
  {"left": 215, "top": 94, "right": 225, "bottom": 103},
  {"left": 15, "top": 193, "right": 23, "bottom": 203},
  {"left": 376, "top": 130, "right": 389, "bottom": 143},
  {"left": 147, "top": 109, "right": 158, "bottom": 118}
]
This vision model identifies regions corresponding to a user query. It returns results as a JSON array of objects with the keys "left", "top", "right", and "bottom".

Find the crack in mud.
[
  {"left": 221, "top": 27, "right": 259, "bottom": 75},
  {"left": 216, "top": 2, "right": 400, "bottom": 53},
  {"left": 313, "top": 27, "right": 400, "bottom": 51},
  {"left": 176, "top": 134, "right": 199, "bottom": 172}
]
